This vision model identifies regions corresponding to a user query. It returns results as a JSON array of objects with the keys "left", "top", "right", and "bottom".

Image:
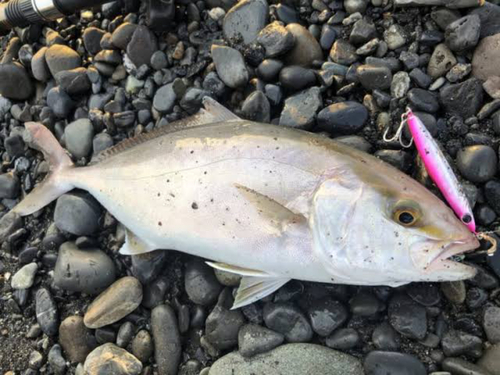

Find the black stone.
[
  {"left": 263, "top": 302, "right": 313, "bottom": 342},
  {"left": 388, "top": 294, "right": 427, "bottom": 340},
  {"left": 407, "top": 88, "right": 439, "bottom": 113},
  {"left": 364, "top": 351, "right": 426, "bottom": 375},
  {"left": 306, "top": 298, "right": 348, "bottom": 337},
  {"left": 0, "top": 63, "right": 34, "bottom": 100},
  {"left": 372, "top": 322, "right": 401, "bottom": 350},
  {"left": 442, "top": 330, "right": 482, "bottom": 358},
  {"left": 279, "top": 66, "right": 316, "bottom": 91},
  {"left": 325, "top": 328, "right": 360, "bottom": 350},
  {"left": 317, "top": 101, "right": 368, "bottom": 135},
  {"left": 184, "top": 260, "right": 222, "bottom": 306},
  {"left": 440, "top": 78, "right": 484, "bottom": 119},
  {"left": 457, "top": 145, "right": 497, "bottom": 183},
  {"left": 35, "top": 287, "right": 58, "bottom": 336}
]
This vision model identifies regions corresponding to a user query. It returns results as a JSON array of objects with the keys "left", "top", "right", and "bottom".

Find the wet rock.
[
  {"left": 151, "top": 304, "right": 181, "bottom": 375},
  {"left": 83, "top": 27, "right": 106, "bottom": 55},
  {"left": 153, "top": 83, "right": 176, "bottom": 113},
  {"left": 483, "top": 306, "right": 500, "bottom": 344},
  {"left": 211, "top": 45, "right": 249, "bottom": 89},
  {"left": 223, "top": 0, "right": 268, "bottom": 44},
  {"left": 48, "top": 344, "right": 66, "bottom": 375},
  {"left": 356, "top": 64, "right": 392, "bottom": 90},
  {"left": 349, "top": 19, "right": 376, "bottom": 46},
  {"left": 472, "top": 33, "right": 500, "bottom": 81},
  {"left": 0, "top": 63, "right": 34, "bottom": 100},
  {"left": 364, "top": 351, "right": 426, "bottom": 375},
  {"left": 11, "top": 262, "right": 38, "bottom": 289},
  {"left": 457, "top": 145, "right": 497, "bottom": 183},
  {"left": 408, "top": 88, "right": 439, "bottom": 113},
  {"left": 131, "top": 250, "right": 168, "bottom": 285},
  {"left": 55, "top": 67, "right": 91, "bottom": 95},
  {"left": 285, "top": 23, "right": 323, "bottom": 67},
  {"left": 117, "top": 322, "right": 135, "bottom": 348},
  {"left": 445, "top": 15, "right": 481, "bottom": 53},
  {"left": 325, "top": 328, "right": 360, "bottom": 350},
  {"left": 263, "top": 302, "right": 313, "bottom": 342},
  {"left": 32, "top": 47, "right": 51, "bottom": 82},
  {"left": 59, "top": 315, "right": 97, "bottom": 363},
  {"left": 470, "top": 2, "right": 500, "bottom": 38},
  {"left": 440, "top": 78, "right": 484, "bottom": 119},
  {"left": 330, "top": 40, "right": 358, "bottom": 65},
  {"left": 478, "top": 343, "right": 500, "bottom": 375},
  {"left": 54, "top": 192, "right": 101, "bottom": 236},
  {"left": 131, "top": 330, "right": 154, "bottom": 363},
  {"left": 47, "top": 87, "right": 75, "bottom": 118},
  {"left": 45, "top": 44, "right": 81, "bottom": 76},
  {"left": 238, "top": 324, "right": 284, "bottom": 357},
  {"left": 65, "top": 118, "right": 94, "bottom": 159},
  {"left": 306, "top": 298, "right": 348, "bottom": 337},
  {"left": 279, "top": 87, "right": 322, "bottom": 130},
  {"left": 36, "top": 287, "right": 59, "bottom": 336},
  {"left": 442, "top": 330, "right": 482, "bottom": 358},
  {"left": 84, "top": 277, "right": 143, "bottom": 329},
  {"left": 279, "top": 66, "right": 316, "bottom": 91},
  {"left": 241, "top": 91, "right": 270, "bottom": 123},
  {"left": 388, "top": 294, "right": 427, "bottom": 340},
  {"left": 317, "top": 101, "right": 368, "bottom": 135},
  {"left": 372, "top": 322, "right": 401, "bottom": 350},
  {"left": 54, "top": 242, "right": 116, "bottom": 294},
  {"left": 257, "top": 59, "right": 283, "bottom": 81},
  {"left": 384, "top": 24, "right": 407, "bottom": 50},
  {"left": 209, "top": 344, "right": 364, "bottom": 375},
  {"left": 111, "top": 23, "right": 138, "bottom": 50},
  {"left": 428, "top": 44, "right": 457, "bottom": 78},
  {"left": 185, "top": 260, "right": 222, "bottom": 306},
  {"left": 127, "top": 26, "right": 158, "bottom": 68},
  {"left": 442, "top": 358, "right": 492, "bottom": 375},
  {"left": 84, "top": 343, "right": 142, "bottom": 375}
]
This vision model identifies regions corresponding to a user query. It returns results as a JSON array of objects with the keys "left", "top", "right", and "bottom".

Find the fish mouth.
[{"left": 426, "top": 236, "right": 480, "bottom": 271}]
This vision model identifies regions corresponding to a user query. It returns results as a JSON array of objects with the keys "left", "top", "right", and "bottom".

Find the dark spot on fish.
[
  {"left": 192, "top": 202, "right": 198, "bottom": 209},
  {"left": 158, "top": 221, "right": 162, "bottom": 226},
  {"left": 210, "top": 198, "right": 214, "bottom": 203},
  {"left": 190, "top": 150, "right": 194, "bottom": 154},
  {"left": 204, "top": 171, "right": 208, "bottom": 175},
  {"left": 170, "top": 193, "right": 175, "bottom": 198},
  {"left": 274, "top": 137, "right": 278, "bottom": 141},
  {"left": 157, "top": 193, "right": 161, "bottom": 197},
  {"left": 226, "top": 207, "right": 230, "bottom": 211},
  {"left": 167, "top": 179, "right": 170, "bottom": 183}
]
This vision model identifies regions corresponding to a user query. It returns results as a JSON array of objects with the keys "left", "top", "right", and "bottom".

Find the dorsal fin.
[{"left": 89, "top": 97, "right": 241, "bottom": 165}]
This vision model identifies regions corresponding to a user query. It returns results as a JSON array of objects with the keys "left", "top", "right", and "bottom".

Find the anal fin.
[
  {"left": 119, "top": 228, "right": 157, "bottom": 255},
  {"left": 232, "top": 276, "right": 290, "bottom": 310},
  {"left": 206, "top": 261, "right": 270, "bottom": 277}
]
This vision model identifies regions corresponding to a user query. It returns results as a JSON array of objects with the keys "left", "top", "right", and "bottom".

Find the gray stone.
[
  {"left": 325, "top": 328, "right": 361, "bottom": 350},
  {"left": 54, "top": 191, "right": 101, "bottom": 236},
  {"left": 126, "top": 26, "right": 158, "bottom": 68},
  {"left": 483, "top": 306, "right": 500, "bottom": 344},
  {"left": 151, "top": 304, "right": 181, "bottom": 375},
  {"left": 279, "top": 87, "right": 322, "bottom": 130},
  {"left": 483, "top": 76, "right": 500, "bottom": 99},
  {"left": 472, "top": 33, "right": 500, "bottom": 81},
  {"left": 242, "top": 91, "right": 270, "bottom": 123},
  {"left": 263, "top": 302, "right": 313, "bottom": 342},
  {"left": 344, "top": 0, "right": 369, "bottom": 14},
  {"left": 223, "top": 0, "right": 268, "bottom": 44},
  {"left": 84, "top": 343, "right": 142, "bottom": 375},
  {"left": 428, "top": 43, "right": 457, "bottom": 78},
  {"left": 284, "top": 23, "right": 323, "bottom": 67},
  {"left": 185, "top": 260, "right": 222, "bottom": 305},
  {"left": 470, "top": 2, "right": 500, "bottom": 38},
  {"left": 111, "top": 23, "right": 138, "bottom": 50},
  {"left": 47, "top": 87, "right": 75, "bottom": 118},
  {"left": 384, "top": 24, "right": 406, "bottom": 50},
  {"left": 84, "top": 277, "right": 143, "bottom": 329},
  {"left": 29, "top": 351, "right": 43, "bottom": 369},
  {"left": 211, "top": 45, "right": 249, "bottom": 89},
  {"left": 364, "top": 351, "right": 426, "bottom": 375},
  {"left": 131, "top": 330, "right": 154, "bottom": 363},
  {"left": 0, "top": 173, "right": 20, "bottom": 199},
  {"left": 442, "top": 330, "right": 483, "bottom": 358},
  {"left": 431, "top": 8, "right": 461, "bottom": 31},
  {"left": 209, "top": 344, "right": 364, "bottom": 375},
  {"left": 330, "top": 40, "right": 357, "bottom": 65},
  {"left": 56, "top": 67, "right": 91, "bottom": 96},
  {"left": 32, "top": 47, "right": 51, "bottom": 82},
  {"left": 457, "top": 145, "right": 497, "bottom": 183},
  {"left": 45, "top": 44, "right": 81, "bottom": 76},
  {"left": 257, "top": 21, "right": 295, "bottom": 57},
  {"left": 0, "top": 63, "right": 34, "bottom": 100},
  {"left": 356, "top": 64, "right": 392, "bottom": 90},
  {"left": 440, "top": 78, "right": 483, "bottom": 119},
  {"left": 478, "top": 343, "right": 500, "bottom": 375},
  {"left": 317, "top": 101, "right": 368, "bottom": 135},
  {"left": 446, "top": 63, "right": 472, "bottom": 83},
  {"left": 93, "top": 133, "right": 113, "bottom": 155},
  {"left": 441, "top": 281, "right": 466, "bottom": 304},
  {"left": 443, "top": 358, "right": 492, "bottom": 375},
  {"left": 36, "top": 287, "right": 59, "bottom": 336},
  {"left": 48, "top": 344, "right": 66, "bottom": 375},
  {"left": 83, "top": 27, "right": 105, "bottom": 55},
  {"left": 59, "top": 315, "right": 97, "bottom": 363},
  {"left": 238, "top": 324, "right": 284, "bottom": 357},
  {"left": 445, "top": 15, "right": 481, "bottom": 53},
  {"left": 54, "top": 242, "right": 116, "bottom": 295},
  {"left": 11, "top": 263, "right": 38, "bottom": 289},
  {"left": 388, "top": 294, "right": 427, "bottom": 340},
  {"left": 153, "top": 83, "right": 176, "bottom": 113},
  {"left": 391, "top": 71, "right": 410, "bottom": 99},
  {"left": 350, "top": 19, "right": 377, "bottom": 46}
]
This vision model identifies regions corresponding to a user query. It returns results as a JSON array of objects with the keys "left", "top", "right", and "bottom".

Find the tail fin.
[{"left": 12, "top": 122, "right": 74, "bottom": 216}]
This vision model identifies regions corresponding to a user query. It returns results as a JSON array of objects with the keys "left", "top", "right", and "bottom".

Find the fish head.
[{"left": 311, "top": 156, "right": 479, "bottom": 286}]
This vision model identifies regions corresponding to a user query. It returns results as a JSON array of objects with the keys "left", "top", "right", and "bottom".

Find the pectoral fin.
[
  {"left": 119, "top": 228, "right": 157, "bottom": 255},
  {"left": 232, "top": 276, "right": 290, "bottom": 310},
  {"left": 235, "top": 184, "right": 306, "bottom": 233},
  {"left": 206, "top": 261, "right": 270, "bottom": 277}
]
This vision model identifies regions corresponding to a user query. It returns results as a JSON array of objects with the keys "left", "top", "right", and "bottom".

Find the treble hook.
[{"left": 382, "top": 109, "right": 414, "bottom": 148}]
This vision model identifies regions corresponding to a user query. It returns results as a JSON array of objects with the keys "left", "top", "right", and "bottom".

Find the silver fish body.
[{"left": 13, "top": 99, "right": 479, "bottom": 308}]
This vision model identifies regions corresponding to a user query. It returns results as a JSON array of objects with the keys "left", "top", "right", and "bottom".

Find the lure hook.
[
  {"left": 476, "top": 232, "right": 498, "bottom": 257},
  {"left": 382, "top": 109, "right": 414, "bottom": 148}
]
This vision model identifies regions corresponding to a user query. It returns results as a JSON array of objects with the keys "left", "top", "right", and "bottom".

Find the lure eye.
[
  {"left": 462, "top": 214, "right": 472, "bottom": 224},
  {"left": 398, "top": 211, "right": 416, "bottom": 226}
]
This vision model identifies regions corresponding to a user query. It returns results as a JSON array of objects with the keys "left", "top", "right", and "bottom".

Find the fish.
[
  {"left": 405, "top": 109, "right": 476, "bottom": 233},
  {"left": 11, "top": 97, "right": 479, "bottom": 309}
]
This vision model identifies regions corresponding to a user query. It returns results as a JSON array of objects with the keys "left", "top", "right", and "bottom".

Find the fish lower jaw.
[{"left": 425, "top": 237, "right": 480, "bottom": 274}]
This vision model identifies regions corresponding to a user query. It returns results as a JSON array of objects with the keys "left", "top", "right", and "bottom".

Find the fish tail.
[{"left": 12, "top": 122, "right": 75, "bottom": 216}]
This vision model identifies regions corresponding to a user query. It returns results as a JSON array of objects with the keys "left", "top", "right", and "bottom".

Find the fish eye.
[{"left": 392, "top": 200, "right": 421, "bottom": 227}]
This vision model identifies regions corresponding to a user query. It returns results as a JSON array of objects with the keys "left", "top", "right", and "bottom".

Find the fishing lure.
[{"left": 384, "top": 109, "right": 497, "bottom": 255}]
